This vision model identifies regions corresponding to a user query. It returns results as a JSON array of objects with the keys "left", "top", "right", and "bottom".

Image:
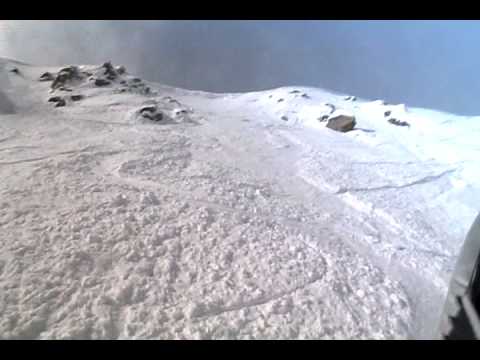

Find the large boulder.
[{"left": 326, "top": 112, "right": 356, "bottom": 132}]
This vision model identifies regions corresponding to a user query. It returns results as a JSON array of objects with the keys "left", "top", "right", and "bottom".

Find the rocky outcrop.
[
  {"left": 139, "top": 106, "right": 164, "bottom": 121},
  {"left": 51, "top": 66, "right": 82, "bottom": 89},
  {"left": 102, "top": 62, "right": 119, "bottom": 81}
]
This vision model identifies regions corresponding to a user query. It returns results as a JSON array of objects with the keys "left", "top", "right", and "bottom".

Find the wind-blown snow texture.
[{"left": 0, "top": 59, "right": 478, "bottom": 339}]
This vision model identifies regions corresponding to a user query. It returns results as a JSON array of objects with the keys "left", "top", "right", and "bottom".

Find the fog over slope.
[{"left": 2, "top": 20, "right": 480, "bottom": 115}]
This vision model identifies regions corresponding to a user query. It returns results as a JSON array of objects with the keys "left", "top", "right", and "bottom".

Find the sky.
[{"left": 1, "top": 20, "right": 480, "bottom": 115}]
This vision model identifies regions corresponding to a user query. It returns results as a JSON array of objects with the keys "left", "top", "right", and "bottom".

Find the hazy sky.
[{"left": 1, "top": 20, "right": 480, "bottom": 115}]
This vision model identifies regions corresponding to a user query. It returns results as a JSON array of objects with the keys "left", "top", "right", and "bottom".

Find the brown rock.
[{"left": 326, "top": 113, "right": 356, "bottom": 132}]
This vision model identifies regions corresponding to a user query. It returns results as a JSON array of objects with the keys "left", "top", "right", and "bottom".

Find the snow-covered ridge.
[{"left": 0, "top": 58, "right": 478, "bottom": 339}]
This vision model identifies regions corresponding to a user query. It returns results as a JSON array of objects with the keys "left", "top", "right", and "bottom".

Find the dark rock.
[
  {"left": 388, "top": 118, "right": 410, "bottom": 127},
  {"left": 59, "top": 87, "right": 73, "bottom": 92},
  {"left": 58, "top": 66, "right": 78, "bottom": 74},
  {"left": 140, "top": 106, "right": 157, "bottom": 114},
  {"left": 301, "top": 93, "right": 310, "bottom": 99},
  {"left": 325, "top": 103, "right": 336, "bottom": 113},
  {"left": 94, "top": 78, "right": 111, "bottom": 87},
  {"left": 326, "top": 113, "right": 356, "bottom": 132},
  {"left": 102, "top": 62, "right": 118, "bottom": 80},
  {"left": 289, "top": 90, "right": 301, "bottom": 94},
  {"left": 318, "top": 115, "right": 330, "bottom": 122},
  {"left": 55, "top": 99, "right": 66, "bottom": 107},
  {"left": 144, "top": 87, "right": 150, "bottom": 94},
  {"left": 48, "top": 96, "right": 63, "bottom": 103},
  {"left": 51, "top": 74, "right": 69, "bottom": 89},
  {"left": 9, "top": 68, "right": 19, "bottom": 74},
  {"left": 174, "top": 109, "right": 188, "bottom": 117},
  {"left": 116, "top": 66, "right": 126, "bottom": 75},
  {"left": 281, "top": 115, "right": 288, "bottom": 121},
  {"left": 103, "top": 61, "right": 114, "bottom": 71},
  {"left": 51, "top": 66, "right": 81, "bottom": 89},
  {"left": 39, "top": 72, "right": 54, "bottom": 81},
  {"left": 344, "top": 96, "right": 357, "bottom": 101},
  {"left": 120, "top": 80, "right": 127, "bottom": 85},
  {"left": 142, "top": 112, "right": 163, "bottom": 121},
  {"left": 277, "top": 98, "right": 284, "bottom": 103},
  {"left": 139, "top": 106, "right": 164, "bottom": 122},
  {"left": 70, "top": 95, "right": 84, "bottom": 101},
  {"left": 131, "top": 78, "right": 142, "bottom": 83},
  {"left": 384, "top": 111, "right": 391, "bottom": 117}
]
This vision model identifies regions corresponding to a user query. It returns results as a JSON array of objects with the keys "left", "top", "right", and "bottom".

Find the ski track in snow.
[{"left": 0, "top": 59, "right": 478, "bottom": 339}]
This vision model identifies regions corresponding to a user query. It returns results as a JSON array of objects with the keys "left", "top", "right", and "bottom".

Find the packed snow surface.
[{"left": 0, "top": 58, "right": 478, "bottom": 339}]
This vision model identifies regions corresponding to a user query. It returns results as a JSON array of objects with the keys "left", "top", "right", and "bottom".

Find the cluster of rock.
[
  {"left": 39, "top": 66, "right": 86, "bottom": 91},
  {"left": 39, "top": 62, "right": 129, "bottom": 91},
  {"left": 40, "top": 66, "right": 89, "bottom": 107},
  {"left": 116, "top": 77, "right": 151, "bottom": 96},
  {"left": 383, "top": 108, "right": 410, "bottom": 127},
  {"left": 47, "top": 94, "right": 84, "bottom": 108},
  {"left": 387, "top": 118, "right": 410, "bottom": 127},
  {"left": 136, "top": 96, "right": 193, "bottom": 124},
  {"left": 38, "top": 62, "right": 154, "bottom": 108}
]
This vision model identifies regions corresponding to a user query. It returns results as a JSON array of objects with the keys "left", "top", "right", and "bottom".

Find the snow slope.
[{"left": 0, "top": 58, "right": 478, "bottom": 339}]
